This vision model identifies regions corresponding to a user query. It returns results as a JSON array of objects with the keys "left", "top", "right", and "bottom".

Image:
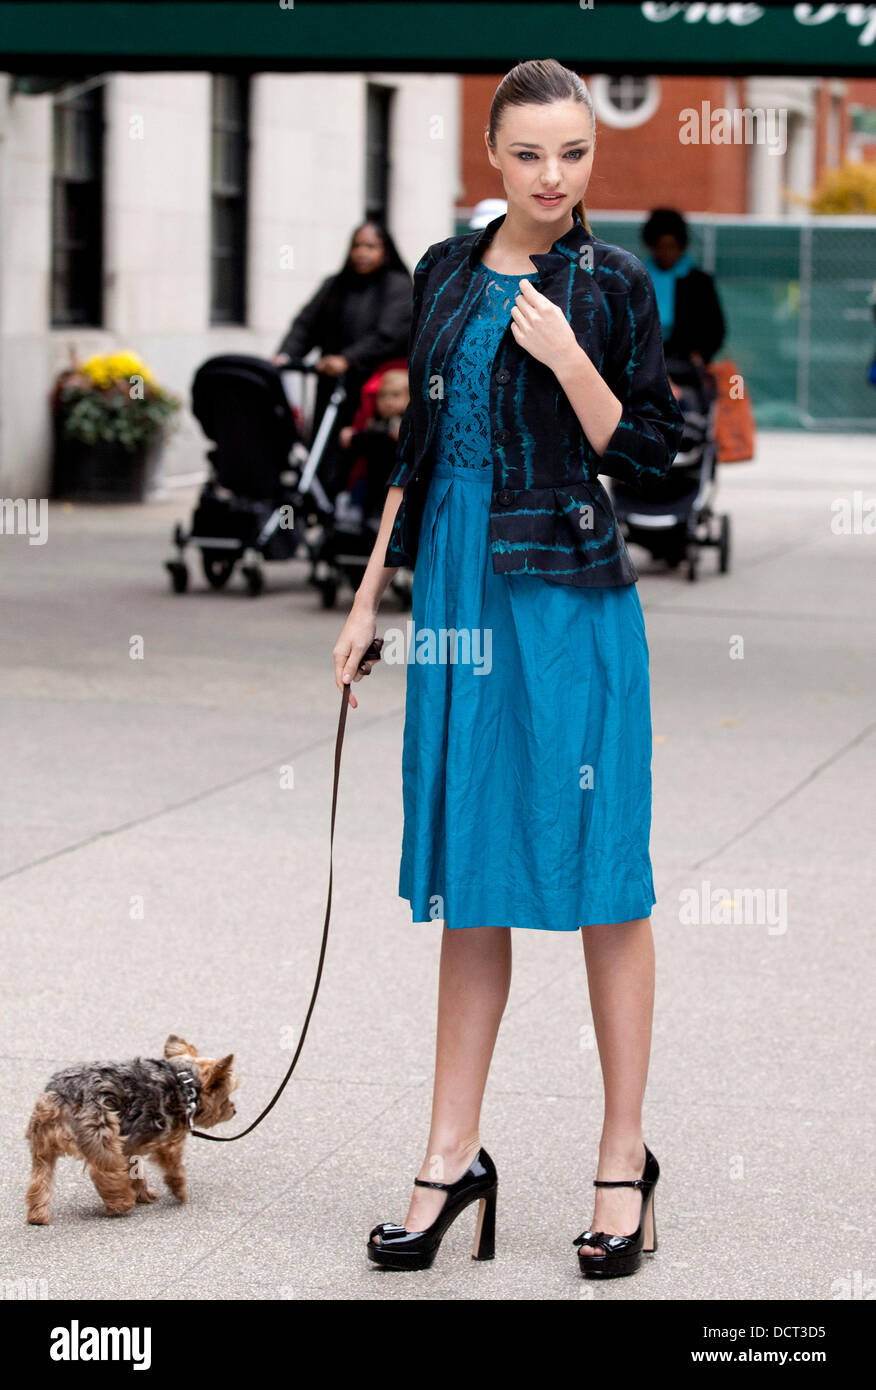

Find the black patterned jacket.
[{"left": 384, "top": 209, "right": 685, "bottom": 587}]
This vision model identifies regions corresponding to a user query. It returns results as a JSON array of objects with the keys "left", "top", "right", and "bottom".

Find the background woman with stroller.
[
  {"left": 272, "top": 221, "right": 413, "bottom": 494},
  {"left": 607, "top": 207, "right": 735, "bottom": 581},
  {"left": 165, "top": 223, "right": 413, "bottom": 598},
  {"left": 640, "top": 207, "right": 726, "bottom": 370}
]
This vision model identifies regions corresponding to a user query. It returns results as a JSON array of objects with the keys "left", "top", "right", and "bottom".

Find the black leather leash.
[{"left": 191, "top": 635, "right": 384, "bottom": 1142}]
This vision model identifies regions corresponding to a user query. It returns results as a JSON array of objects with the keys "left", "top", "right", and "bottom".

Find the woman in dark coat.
[
  {"left": 641, "top": 208, "right": 726, "bottom": 367},
  {"left": 273, "top": 222, "right": 412, "bottom": 492}
]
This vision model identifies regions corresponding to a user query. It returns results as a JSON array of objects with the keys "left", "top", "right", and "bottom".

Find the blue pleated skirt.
[{"left": 398, "top": 455, "right": 657, "bottom": 931}]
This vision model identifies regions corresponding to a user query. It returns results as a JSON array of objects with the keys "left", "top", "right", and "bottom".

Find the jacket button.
[
  {"left": 495, "top": 368, "right": 511, "bottom": 384},
  {"left": 495, "top": 428, "right": 510, "bottom": 444},
  {"left": 498, "top": 489, "right": 514, "bottom": 506}
]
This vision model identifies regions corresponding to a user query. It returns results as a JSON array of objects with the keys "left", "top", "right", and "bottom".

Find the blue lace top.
[{"left": 434, "top": 261, "right": 539, "bottom": 469}]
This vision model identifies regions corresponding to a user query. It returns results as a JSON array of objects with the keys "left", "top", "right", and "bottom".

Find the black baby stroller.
[
  {"left": 610, "top": 355, "right": 731, "bottom": 582},
  {"left": 165, "top": 354, "right": 342, "bottom": 596}
]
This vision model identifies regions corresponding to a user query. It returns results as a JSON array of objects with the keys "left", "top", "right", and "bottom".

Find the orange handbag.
[{"left": 707, "top": 359, "right": 756, "bottom": 463}]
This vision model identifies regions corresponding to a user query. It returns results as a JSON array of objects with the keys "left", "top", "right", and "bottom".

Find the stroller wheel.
[
  {"left": 166, "top": 560, "right": 189, "bottom": 594},
  {"left": 719, "top": 514, "right": 732, "bottom": 574},
  {"left": 201, "top": 550, "right": 236, "bottom": 589},
  {"left": 686, "top": 541, "right": 700, "bottom": 583},
  {"left": 242, "top": 564, "right": 264, "bottom": 597}
]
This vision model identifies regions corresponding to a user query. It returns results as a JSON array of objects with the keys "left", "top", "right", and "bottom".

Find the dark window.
[
  {"left": 606, "top": 75, "right": 651, "bottom": 115},
  {"left": 51, "top": 81, "right": 104, "bottom": 327},
  {"left": 365, "top": 83, "right": 393, "bottom": 225},
  {"left": 210, "top": 75, "right": 250, "bottom": 325}
]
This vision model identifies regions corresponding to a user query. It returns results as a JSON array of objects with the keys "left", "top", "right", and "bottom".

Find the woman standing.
[
  {"left": 333, "top": 59, "right": 684, "bottom": 1281},
  {"left": 641, "top": 207, "right": 726, "bottom": 367},
  {"left": 273, "top": 222, "right": 412, "bottom": 492}
]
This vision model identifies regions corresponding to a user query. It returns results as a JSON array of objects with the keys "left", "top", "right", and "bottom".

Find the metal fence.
[{"left": 459, "top": 213, "right": 876, "bottom": 430}]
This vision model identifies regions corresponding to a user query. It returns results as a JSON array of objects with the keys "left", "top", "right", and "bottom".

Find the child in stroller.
[
  {"left": 610, "top": 353, "right": 731, "bottom": 583},
  {"left": 309, "top": 362, "right": 414, "bottom": 609}
]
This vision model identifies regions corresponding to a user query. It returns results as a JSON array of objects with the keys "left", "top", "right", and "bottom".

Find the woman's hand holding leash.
[{"left": 334, "top": 608, "right": 381, "bottom": 709}]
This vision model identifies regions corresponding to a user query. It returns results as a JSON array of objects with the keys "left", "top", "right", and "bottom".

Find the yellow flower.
[{"left": 78, "top": 351, "right": 157, "bottom": 390}]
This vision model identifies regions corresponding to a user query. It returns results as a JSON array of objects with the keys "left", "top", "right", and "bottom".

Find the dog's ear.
[
  {"left": 164, "top": 1034, "right": 198, "bottom": 1059},
  {"left": 204, "top": 1053, "right": 235, "bottom": 1089}
]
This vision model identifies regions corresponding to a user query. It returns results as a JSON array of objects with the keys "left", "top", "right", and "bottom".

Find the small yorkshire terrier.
[{"left": 25, "top": 1034, "right": 237, "bottom": 1225}]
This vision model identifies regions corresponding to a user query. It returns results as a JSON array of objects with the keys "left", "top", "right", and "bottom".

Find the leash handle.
[{"left": 192, "top": 636, "right": 383, "bottom": 1142}]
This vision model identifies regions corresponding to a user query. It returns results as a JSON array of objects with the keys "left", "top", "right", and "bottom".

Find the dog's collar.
[{"left": 170, "top": 1062, "right": 202, "bottom": 1130}]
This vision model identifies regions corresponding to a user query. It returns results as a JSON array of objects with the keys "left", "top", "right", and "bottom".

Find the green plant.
[{"left": 53, "top": 351, "right": 181, "bottom": 454}]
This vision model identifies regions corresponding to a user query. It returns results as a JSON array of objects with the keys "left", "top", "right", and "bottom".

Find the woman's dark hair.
[
  {"left": 642, "top": 208, "right": 689, "bottom": 250},
  {"left": 486, "top": 58, "right": 596, "bottom": 231},
  {"left": 320, "top": 220, "right": 410, "bottom": 329}
]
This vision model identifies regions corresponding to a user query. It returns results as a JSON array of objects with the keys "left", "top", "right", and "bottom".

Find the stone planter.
[{"left": 52, "top": 433, "right": 166, "bottom": 502}]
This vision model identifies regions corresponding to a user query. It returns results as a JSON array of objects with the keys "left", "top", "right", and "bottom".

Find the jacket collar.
[{"left": 464, "top": 206, "right": 593, "bottom": 279}]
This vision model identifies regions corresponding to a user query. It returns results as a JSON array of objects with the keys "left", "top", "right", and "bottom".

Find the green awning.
[{"left": 2, "top": 2, "right": 875, "bottom": 74}]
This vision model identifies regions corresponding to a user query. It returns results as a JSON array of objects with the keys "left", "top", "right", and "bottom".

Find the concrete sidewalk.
[{"left": 1, "top": 431, "right": 873, "bottom": 1301}]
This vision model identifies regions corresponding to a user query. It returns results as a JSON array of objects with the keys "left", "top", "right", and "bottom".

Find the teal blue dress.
[{"left": 398, "top": 262, "right": 656, "bottom": 931}]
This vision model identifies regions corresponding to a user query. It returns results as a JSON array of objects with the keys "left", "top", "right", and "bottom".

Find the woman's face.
[
  {"left": 649, "top": 234, "right": 685, "bottom": 271},
  {"left": 349, "top": 225, "right": 387, "bottom": 275},
  {"left": 484, "top": 99, "right": 594, "bottom": 227}
]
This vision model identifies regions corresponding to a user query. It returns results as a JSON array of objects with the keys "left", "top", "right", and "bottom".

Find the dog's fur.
[{"left": 25, "top": 1034, "right": 237, "bottom": 1224}]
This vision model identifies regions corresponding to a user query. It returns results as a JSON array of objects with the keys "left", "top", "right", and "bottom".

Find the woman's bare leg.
[
  {"left": 577, "top": 916, "right": 655, "bottom": 1255},
  {"left": 376, "top": 923, "right": 511, "bottom": 1239}
]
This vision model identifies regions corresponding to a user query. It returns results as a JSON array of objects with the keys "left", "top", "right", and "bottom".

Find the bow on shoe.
[
  {"left": 370, "top": 1221, "right": 422, "bottom": 1245},
  {"left": 572, "top": 1229, "right": 635, "bottom": 1253}
]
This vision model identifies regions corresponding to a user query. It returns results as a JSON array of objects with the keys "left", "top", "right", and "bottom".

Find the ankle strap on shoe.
[
  {"left": 413, "top": 1177, "right": 451, "bottom": 1190},
  {"left": 593, "top": 1178, "right": 649, "bottom": 1189}
]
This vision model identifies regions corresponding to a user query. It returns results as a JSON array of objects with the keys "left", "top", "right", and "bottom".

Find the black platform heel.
[
  {"left": 573, "top": 1143, "right": 659, "bottom": 1279},
  {"left": 366, "top": 1148, "right": 498, "bottom": 1271}
]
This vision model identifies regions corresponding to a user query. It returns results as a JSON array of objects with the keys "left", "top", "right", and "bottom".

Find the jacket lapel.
[
  {"left": 414, "top": 210, "right": 599, "bottom": 466},
  {"left": 466, "top": 207, "right": 594, "bottom": 286}
]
